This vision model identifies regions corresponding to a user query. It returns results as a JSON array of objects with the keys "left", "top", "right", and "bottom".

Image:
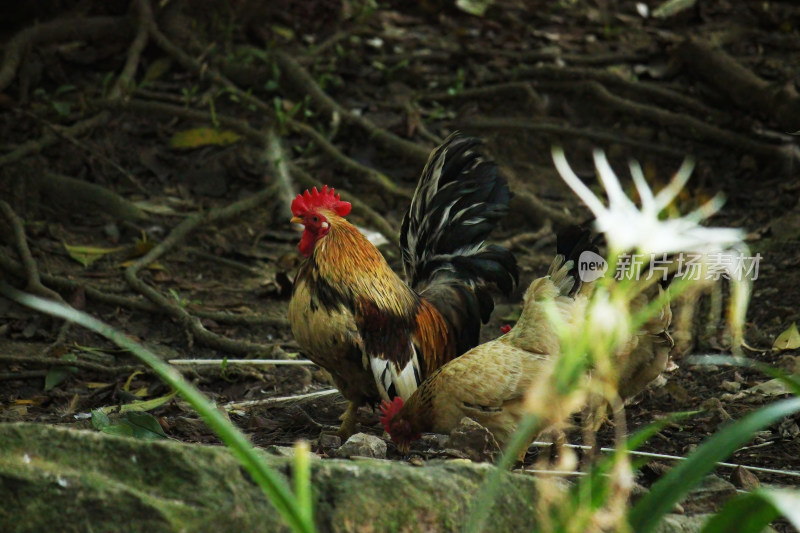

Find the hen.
[
  {"left": 289, "top": 134, "right": 518, "bottom": 438},
  {"left": 381, "top": 228, "right": 673, "bottom": 455}
]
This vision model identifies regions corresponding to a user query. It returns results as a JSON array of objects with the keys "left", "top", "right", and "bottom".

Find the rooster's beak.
[{"left": 291, "top": 216, "right": 303, "bottom": 225}]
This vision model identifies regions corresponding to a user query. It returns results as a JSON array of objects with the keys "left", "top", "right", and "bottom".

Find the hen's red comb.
[
  {"left": 291, "top": 185, "right": 351, "bottom": 218},
  {"left": 379, "top": 397, "right": 404, "bottom": 429}
]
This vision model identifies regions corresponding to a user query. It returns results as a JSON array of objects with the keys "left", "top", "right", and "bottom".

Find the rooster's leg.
[{"left": 337, "top": 401, "right": 359, "bottom": 439}]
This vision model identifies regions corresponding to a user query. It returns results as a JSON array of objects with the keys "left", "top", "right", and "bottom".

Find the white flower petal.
[
  {"left": 593, "top": 150, "right": 638, "bottom": 213},
  {"left": 628, "top": 160, "right": 655, "bottom": 213},
  {"left": 653, "top": 157, "right": 694, "bottom": 211},
  {"left": 552, "top": 147, "right": 608, "bottom": 217}
]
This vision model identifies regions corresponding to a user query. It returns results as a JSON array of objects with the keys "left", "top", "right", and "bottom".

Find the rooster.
[
  {"left": 289, "top": 134, "right": 518, "bottom": 438},
  {"left": 380, "top": 227, "right": 673, "bottom": 455}
]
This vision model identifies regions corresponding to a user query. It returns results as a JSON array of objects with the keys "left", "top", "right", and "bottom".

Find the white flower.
[{"left": 552, "top": 148, "right": 745, "bottom": 255}]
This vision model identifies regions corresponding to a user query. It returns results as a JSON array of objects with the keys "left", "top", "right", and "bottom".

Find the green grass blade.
[
  {"left": 629, "top": 397, "right": 800, "bottom": 533},
  {"left": 2, "top": 284, "right": 316, "bottom": 533},
  {"left": 700, "top": 489, "right": 800, "bottom": 533},
  {"left": 463, "top": 413, "right": 540, "bottom": 533},
  {"left": 293, "top": 440, "right": 314, "bottom": 526}
]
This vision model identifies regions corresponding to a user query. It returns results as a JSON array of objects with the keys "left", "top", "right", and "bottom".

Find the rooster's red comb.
[
  {"left": 291, "top": 185, "right": 351, "bottom": 218},
  {"left": 379, "top": 397, "right": 404, "bottom": 430}
]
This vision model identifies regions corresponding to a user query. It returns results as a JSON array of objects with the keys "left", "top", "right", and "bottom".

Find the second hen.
[{"left": 381, "top": 227, "right": 673, "bottom": 455}]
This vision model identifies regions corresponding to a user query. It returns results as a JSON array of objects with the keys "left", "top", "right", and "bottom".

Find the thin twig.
[
  {"left": 0, "top": 201, "right": 63, "bottom": 303},
  {"left": 528, "top": 441, "right": 800, "bottom": 479},
  {"left": 108, "top": 0, "right": 151, "bottom": 99},
  {"left": 123, "top": 186, "right": 281, "bottom": 355},
  {"left": 0, "top": 354, "right": 142, "bottom": 374},
  {"left": 265, "top": 128, "right": 296, "bottom": 210},
  {"left": 0, "top": 370, "right": 48, "bottom": 381},
  {"left": 223, "top": 389, "right": 340, "bottom": 411},
  {"left": 169, "top": 359, "right": 315, "bottom": 366}
]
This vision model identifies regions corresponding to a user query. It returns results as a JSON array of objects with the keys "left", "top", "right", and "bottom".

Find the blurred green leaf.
[
  {"left": 44, "top": 367, "right": 76, "bottom": 391},
  {"left": 455, "top": 0, "right": 493, "bottom": 16},
  {"left": 168, "top": 128, "right": 242, "bottom": 150},
  {"left": 629, "top": 397, "right": 800, "bottom": 533},
  {"left": 51, "top": 101, "right": 72, "bottom": 116},
  {"left": 96, "top": 411, "right": 167, "bottom": 440},
  {"left": 773, "top": 322, "right": 800, "bottom": 352},
  {"left": 97, "top": 390, "right": 177, "bottom": 415},
  {"left": 44, "top": 353, "right": 79, "bottom": 391},
  {"left": 91, "top": 409, "right": 111, "bottom": 430},
  {"left": 143, "top": 57, "right": 172, "bottom": 83},
  {"left": 120, "top": 411, "right": 168, "bottom": 440},
  {"left": 64, "top": 243, "right": 127, "bottom": 268},
  {"left": 652, "top": 0, "right": 697, "bottom": 18},
  {"left": 701, "top": 489, "right": 800, "bottom": 533}
]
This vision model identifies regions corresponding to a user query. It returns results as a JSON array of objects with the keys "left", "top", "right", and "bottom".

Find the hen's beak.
[
  {"left": 397, "top": 442, "right": 410, "bottom": 455},
  {"left": 291, "top": 216, "right": 303, "bottom": 225}
]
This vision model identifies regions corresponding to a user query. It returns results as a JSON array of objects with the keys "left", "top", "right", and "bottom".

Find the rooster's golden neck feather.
[{"left": 310, "top": 210, "right": 418, "bottom": 314}]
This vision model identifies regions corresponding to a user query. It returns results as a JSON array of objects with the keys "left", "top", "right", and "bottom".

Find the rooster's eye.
[{"left": 312, "top": 216, "right": 319, "bottom": 223}]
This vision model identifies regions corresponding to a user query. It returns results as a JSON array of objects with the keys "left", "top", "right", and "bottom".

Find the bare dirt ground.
[{"left": 1, "top": 0, "right": 799, "bottom": 527}]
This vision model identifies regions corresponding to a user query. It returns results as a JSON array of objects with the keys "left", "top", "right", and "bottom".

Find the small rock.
[
  {"left": 778, "top": 355, "right": 800, "bottom": 374},
  {"left": 266, "top": 445, "right": 297, "bottom": 457},
  {"left": 447, "top": 417, "right": 500, "bottom": 463},
  {"left": 730, "top": 466, "right": 760, "bottom": 490},
  {"left": 420, "top": 434, "right": 449, "bottom": 450},
  {"left": 317, "top": 434, "right": 341, "bottom": 450},
  {"left": 721, "top": 380, "right": 741, "bottom": 393},
  {"left": 639, "top": 461, "right": 672, "bottom": 483},
  {"left": 690, "top": 364, "right": 719, "bottom": 373},
  {"left": 682, "top": 475, "right": 737, "bottom": 514},
  {"left": 409, "top": 456, "right": 425, "bottom": 467},
  {"left": 779, "top": 419, "right": 800, "bottom": 439},
  {"left": 740, "top": 155, "right": 757, "bottom": 171},
  {"left": 336, "top": 433, "right": 387, "bottom": 459}
]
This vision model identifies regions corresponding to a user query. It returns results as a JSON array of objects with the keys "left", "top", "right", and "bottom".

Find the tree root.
[
  {"left": 38, "top": 171, "right": 147, "bottom": 222},
  {"left": 0, "top": 252, "right": 288, "bottom": 326},
  {"left": 95, "top": 98, "right": 400, "bottom": 244},
  {"left": 565, "top": 80, "right": 794, "bottom": 161},
  {"left": 0, "top": 16, "right": 132, "bottom": 93},
  {"left": 272, "top": 50, "right": 432, "bottom": 164},
  {"left": 1, "top": 201, "right": 73, "bottom": 354},
  {"left": 0, "top": 370, "right": 48, "bottom": 381},
  {"left": 464, "top": 117, "right": 687, "bottom": 158},
  {"left": 677, "top": 36, "right": 800, "bottom": 133},
  {"left": 0, "top": 112, "right": 111, "bottom": 169},
  {"left": 491, "top": 63, "right": 725, "bottom": 123},
  {"left": 123, "top": 186, "right": 283, "bottom": 355},
  {"left": 0, "top": 354, "right": 142, "bottom": 375},
  {"left": 147, "top": 20, "right": 413, "bottom": 202},
  {"left": 0, "top": 201, "right": 64, "bottom": 303},
  {"left": 108, "top": 0, "right": 151, "bottom": 100}
]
